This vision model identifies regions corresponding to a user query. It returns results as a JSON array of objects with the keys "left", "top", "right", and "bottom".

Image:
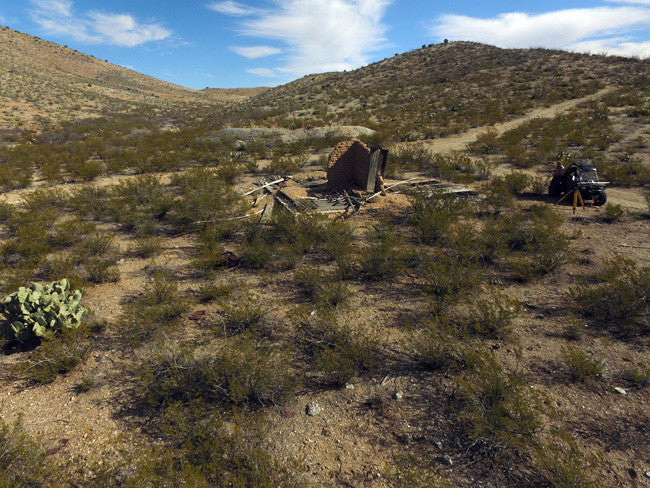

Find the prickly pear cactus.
[{"left": 0, "top": 279, "right": 86, "bottom": 342}]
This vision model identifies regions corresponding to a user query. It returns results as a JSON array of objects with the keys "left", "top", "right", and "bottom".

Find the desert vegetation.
[{"left": 0, "top": 33, "right": 648, "bottom": 487}]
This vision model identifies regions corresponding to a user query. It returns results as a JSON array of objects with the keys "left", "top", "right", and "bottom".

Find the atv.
[{"left": 548, "top": 161, "right": 608, "bottom": 206}]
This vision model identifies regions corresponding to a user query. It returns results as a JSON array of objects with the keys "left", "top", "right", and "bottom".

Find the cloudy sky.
[{"left": 1, "top": 0, "right": 648, "bottom": 89}]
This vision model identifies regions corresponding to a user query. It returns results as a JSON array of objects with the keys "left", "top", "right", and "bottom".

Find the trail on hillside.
[
  {"left": 0, "top": 87, "right": 616, "bottom": 206},
  {"left": 418, "top": 86, "right": 615, "bottom": 154}
]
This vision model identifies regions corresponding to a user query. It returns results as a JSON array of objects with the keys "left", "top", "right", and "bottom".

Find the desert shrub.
[
  {"left": 139, "top": 339, "right": 296, "bottom": 409},
  {"left": 170, "top": 168, "right": 243, "bottom": 233},
  {"left": 294, "top": 268, "right": 351, "bottom": 309},
  {"left": 407, "top": 188, "right": 468, "bottom": 245},
  {"left": 485, "top": 205, "right": 570, "bottom": 280},
  {"left": 570, "top": 257, "right": 649, "bottom": 336},
  {"left": 410, "top": 316, "right": 474, "bottom": 371},
  {"left": 358, "top": 225, "right": 407, "bottom": 281},
  {"left": 0, "top": 279, "right": 85, "bottom": 343},
  {"left": 0, "top": 417, "right": 54, "bottom": 488},
  {"left": 105, "top": 176, "right": 175, "bottom": 231},
  {"left": 421, "top": 253, "right": 480, "bottom": 316},
  {"left": 90, "top": 411, "right": 305, "bottom": 488},
  {"left": 561, "top": 344, "right": 604, "bottom": 381},
  {"left": 599, "top": 159, "right": 650, "bottom": 187},
  {"left": 120, "top": 270, "right": 187, "bottom": 345},
  {"left": 533, "top": 429, "right": 602, "bottom": 488},
  {"left": 599, "top": 203, "right": 624, "bottom": 223},
  {"left": 620, "top": 363, "right": 649, "bottom": 388},
  {"left": 219, "top": 299, "right": 265, "bottom": 337},
  {"left": 564, "top": 313, "right": 586, "bottom": 340},
  {"left": 12, "top": 325, "right": 91, "bottom": 384},
  {"left": 468, "top": 287, "right": 522, "bottom": 339},
  {"left": 457, "top": 353, "right": 542, "bottom": 451},
  {"left": 296, "top": 310, "right": 379, "bottom": 387},
  {"left": 197, "top": 279, "right": 235, "bottom": 303},
  {"left": 130, "top": 236, "right": 164, "bottom": 258},
  {"left": 468, "top": 128, "right": 501, "bottom": 155}
]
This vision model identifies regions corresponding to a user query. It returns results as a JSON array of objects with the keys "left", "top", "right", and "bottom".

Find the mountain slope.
[
  {"left": 0, "top": 26, "right": 264, "bottom": 131},
  {"left": 233, "top": 42, "right": 649, "bottom": 141}
]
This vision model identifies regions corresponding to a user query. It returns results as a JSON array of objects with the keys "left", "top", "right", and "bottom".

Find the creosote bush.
[
  {"left": 120, "top": 270, "right": 187, "bottom": 345},
  {"left": 0, "top": 417, "right": 55, "bottom": 488},
  {"left": 139, "top": 339, "right": 296, "bottom": 409},
  {"left": 12, "top": 325, "right": 92, "bottom": 384},
  {"left": 458, "top": 352, "right": 543, "bottom": 451},
  {"left": 561, "top": 344, "right": 604, "bottom": 381},
  {"left": 296, "top": 310, "right": 379, "bottom": 387},
  {"left": 570, "top": 257, "right": 649, "bottom": 336}
]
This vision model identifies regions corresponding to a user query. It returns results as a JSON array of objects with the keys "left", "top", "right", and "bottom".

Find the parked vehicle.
[{"left": 548, "top": 161, "right": 607, "bottom": 206}]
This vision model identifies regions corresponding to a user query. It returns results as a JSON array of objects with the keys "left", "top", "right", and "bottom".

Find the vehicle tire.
[
  {"left": 548, "top": 177, "right": 562, "bottom": 198},
  {"left": 592, "top": 190, "right": 607, "bottom": 206}
]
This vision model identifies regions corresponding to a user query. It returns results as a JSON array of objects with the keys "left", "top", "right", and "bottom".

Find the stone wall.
[{"left": 326, "top": 140, "right": 370, "bottom": 190}]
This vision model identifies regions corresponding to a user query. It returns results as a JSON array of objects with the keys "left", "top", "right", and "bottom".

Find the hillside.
[
  {"left": 0, "top": 26, "right": 265, "bottom": 132},
  {"left": 231, "top": 42, "right": 648, "bottom": 141},
  {"left": 0, "top": 34, "right": 648, "bottom": 488}
]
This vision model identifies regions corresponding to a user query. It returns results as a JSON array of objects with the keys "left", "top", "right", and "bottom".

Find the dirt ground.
[{"left": 0, "top": 90, "right": 648, "bottom": 486}]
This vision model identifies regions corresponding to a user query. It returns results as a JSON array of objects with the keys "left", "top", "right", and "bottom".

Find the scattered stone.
[
  {"left": 345, "top": 383, "right": 355, "bottom": 390},
  {"left": 614, "top": 387, "right": 627, "bottom": 395},
  {"left": 306, "top": 401, "right": 322, "bottom": 416},
  {"left": 644, "top": 471, "right": 650, "bottom": 479},
  {"left": 442, "top": 454, "right": 453, "bottom": 466},
  {"left": 393, "top": 391, "right": 404, "bottom": 400},
  {"left": 537, "top": 313, "right": 545, "bottom": 319},
  {"left": 435, "top": 441, "right": 443, "bottom": 450},
  {"left": 490, "top": 278, "right": 502, "bottom": 285}
]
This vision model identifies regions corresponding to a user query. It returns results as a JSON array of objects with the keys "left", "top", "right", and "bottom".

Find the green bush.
[
  {"left": 533, "top": 429, "right": 602, "bottom": 488},
  {"left": 12, "top": 326, "right": 91, "bottom": 384},
  {"left": 458, "top": 353, "right": 542, "bottom": 451},
  {"left": 296, "top": 310, "right": 379, "bottom": 387},
  {"left": 561, "top": 344, "right": 604, "bottom": 381},
  {"left": 570, "top": 257, "right": 649, "bottom": 336},
  {"left": 407, "top": 188, "right": 468, "bottom": 245},
  {"left": 0, "top": 417, "right": 55, "bottom": 488},
  {"left": 469, "top": 287, "right": 522, "bottom": 339},
  {"left": 599, "top": 203, "right": 624, "bottom": 223},
  {"left": 0, "top": 279, "right": 85, "bottom": 343},
  {"left": 120, "top": 271, "right": 187, "bottom": 345},
  {"left": 139, "top": 339, "right": 296, "bottom": 409}
]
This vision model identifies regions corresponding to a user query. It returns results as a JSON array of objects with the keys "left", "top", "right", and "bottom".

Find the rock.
[
  {"left": 490, "top": 278, "right": 502, "bottom": 285},
  {"left": 234, "top": 140, "right": 246, "bottom": 151},
  {"left": 345, "top": 383, "right": 355, "bottom": 390},
  {"left": 644, "top": 471, "right": 650, "bottom": 479},
  {"left": 442, "top": 454, "right": 453, "bottom": 466},
  {"left": 393, "top": 391, "right": 404, "bottom": 400},
  {"left": 614, "top": 387, "right": 627, "bottom": 395},
  {"left": 435, "top": 441, "right": 443, "bottom": 450},
  {"left": 306, "top": 401, "right": 322, "bottom": 416}
]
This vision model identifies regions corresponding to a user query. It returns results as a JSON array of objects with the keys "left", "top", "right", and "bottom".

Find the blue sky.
[{"left": 1, "top": 0, "right": 649, "bottom": 89}]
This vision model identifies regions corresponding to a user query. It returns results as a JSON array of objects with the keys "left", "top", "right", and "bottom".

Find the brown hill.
[
  {"left": 234, "top": 41, "right": 649, "bottom": 141},
  {"left": 0, "top": 26, "right": 265, "bottom": 131}
]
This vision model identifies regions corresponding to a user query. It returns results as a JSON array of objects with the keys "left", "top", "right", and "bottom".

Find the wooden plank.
[
  {"left": 242, "top": 177, "right": 287, "bottom": 197},
  {"left": 364, "top": 148, "right": 382, "bottom": 192}
]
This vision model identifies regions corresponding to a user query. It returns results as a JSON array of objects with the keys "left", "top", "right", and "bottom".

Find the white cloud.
[
  {"left": 230, "top": 45, "right": 282, "bottom": 58},
  {"left": 431, "top": 7, "right": 650, "bottom": 58},
  {"left": 88, "top": 12, "right": 172, "bottom": 47},
  {"left": 29, "top": 0, "right": 171, "bottom": 47},
  {"left": 207, "top": 1, "right": 257, "bottom": 16},
  {"left": 246, "top": 67, "right": 277, "bottom": 77},
  {"left": 569, "top": 38, "right": 650, "bottom": 58},
  {"left": 227, "top": 0, "right": 391, "bottom": 77}
]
